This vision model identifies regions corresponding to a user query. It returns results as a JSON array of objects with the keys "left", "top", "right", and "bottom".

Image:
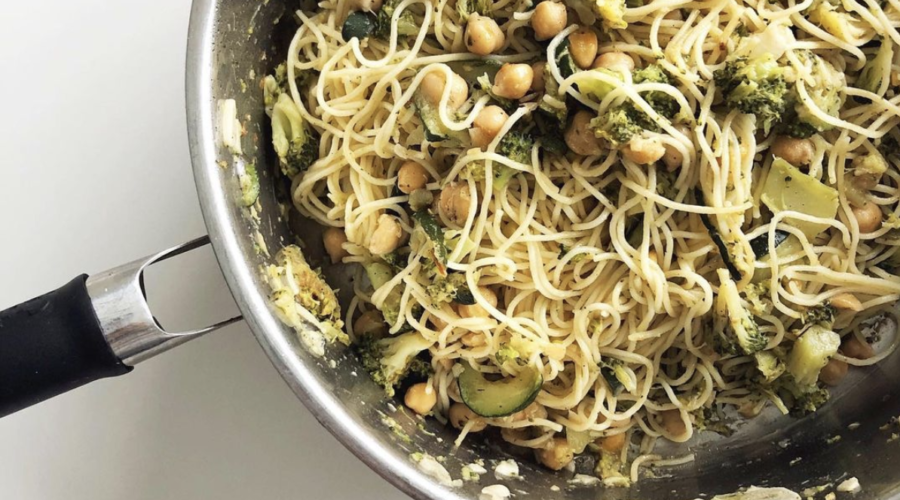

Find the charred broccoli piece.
[
  {"left": 357, "top": 332, "right": 434, "bottom": 397},
  {"left": 713, "top": 54, "right": 787, "bottom": 134}
]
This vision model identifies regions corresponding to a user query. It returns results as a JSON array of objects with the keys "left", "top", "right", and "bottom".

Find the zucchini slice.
[
  {"left": 412, "top": 210, "right": 448, "bottom": 277},
  {"left": 749, "top": 229, "right": 789, "bottom": 259},
  {"left": 458, "top": 364, "right": 543, "bottom": 418}
]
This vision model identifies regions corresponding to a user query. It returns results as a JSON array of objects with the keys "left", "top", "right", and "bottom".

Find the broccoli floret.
[
  {"left": 271, "top": 93, "right": 320, "bottom": 178},
  {"left": 374, "top": 0, "right": 418, "bottom": 39},
  {"left": 426, "top": 273, "right": 469, "bottom": 304},
  {"left": 267, "top": 246, "right": 348, "bottom": 354},
  {"left": 594, "top": 0, "right": 627, "bottom": 29},
  {"left": 691, "top": 406, "right": 734, "bottom": 437},
  {"left": 790, "top": 52, "right": 845, "bottom": 134},
  {"left": 781, "top": 118, "right": 819, "bottom": 139},
  {"left": 713, "top": 54, "right": 787, "bottom": 134},
  {"left": 771, "top": 375, "right": 831, "bottom": 417},
  {"left": 456, "top": 0, "right": 492, "bottom": 21},
  {"left": 633, "top": 64, "right": 679, "bottom": 119},
  {"left": 590, "top": 104, "right": 646, "bottom": 146},
  {"left": 497, "top": 130, "right": 535, "bottom": 165},
  {"left": 534, "top": 108, "right": 568, "bottom": 155},
  {"left": 357, "top": 332, "right": 434, "bottom": 397},
  {"left": 801, "top": 304, "right": 836, "bottom": 327},
  {"left": 239, "top": 162, "right": 260, "bottom": 207},
  {"left": 787, "top": 385, "right": 830, "bottom": 417},
  {"left": 787, "top": 324, "right": 840, "bottom": 387},
  {"left": 712, "top": 269, "right": 767, "bottom": 355}
]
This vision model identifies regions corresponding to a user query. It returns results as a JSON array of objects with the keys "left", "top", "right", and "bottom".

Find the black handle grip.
[{"left": 0, "top": 275, "right": 132, "bottom": 417}]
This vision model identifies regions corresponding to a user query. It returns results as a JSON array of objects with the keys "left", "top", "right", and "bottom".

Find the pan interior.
[{"left": 190, "top": 1, "right": 900, "bottom": 499}]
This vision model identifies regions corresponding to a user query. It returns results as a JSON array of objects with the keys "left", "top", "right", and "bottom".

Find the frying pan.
[{"left": 2, "top": 0, "right": 900, "bottom": 498}]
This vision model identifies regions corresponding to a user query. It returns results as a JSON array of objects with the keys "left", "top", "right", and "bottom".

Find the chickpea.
[
  {"left": 531, "top": 62, "right": 547, "bottom": 92},
  {"left": 493, "top": 63, "right": 534, "bottom": 100},
  {"left": 592, "top": 52, "right": 635, "bottom": 73},
  {"left": 531, "top": 1, "right": 567, "bottom": 41},
  {"left": 323, "top": 227, "right": 349, "bottom": 264},
  {"left": 819, "top": 359, "right": 849, "bottom": 386},
  {"left": 830, "top": 293, "right": 863, "bottom": 312},
  {"left": 354, "top": 310, "right": 386, "bottom": 337},
  {"left": 842, "top": 336, "right": 875, "bottom": 360},
  {"left": 598, "top": 433, "right": 627, "bottom": 453},
  {"left": 664, "top": 9, "right": 683, "bottom": 20},
  {"left": 536, "top": 437, "right": 574, "bottom": 471},
  {"left": 662, "top": 124, "right": 691, "bottom": 171},
  {"left": 349, "top": 0, "right": 383, "bottom": 12},
  {"left": 659, "top": 409, "right": 687, "bottom": 438},
  {"left": 449, "top": 403, "right": 487, "bottom": 432},
  {"left": 852, "top": 202, "right": 882, "bottom": 233},
  {"left": 368, "top": 214, "right": 403, "bottom": 255},
  {"left": 512, "top": 402, "right": 548, "bottom": 422},
  {"left": 466, "top": 14, "right": 505, "bottom": 56},
  {"left": 470, "top": 105, "right": 509, "bottom": 148},
  {"left": 397, "top": 161, "right": 429, "bottom": 194},
  {"left": 565, "top": 110, "right": 604, "bottom": 156},
  {"left": 439, "top": 182, "right": 474, "bottom": 227},
  {"left": 420, "top": 71, "right": 469, "bottom": 111},
  {"left": 738, "top": 401, "right": 763, "bottom": 419},
  {"left": 458, "top": 286, "right": 499, "bottom": 319},
  {"left": 771, "top": 136, "right": 815, "bottom": 167},
  {"left": 461, "top": 331, "right": 486, "bottom": 347},
  {"left": 569, "top": 28, "right": 599, "bottom": 70},
  {"left": 405, "top": 382, "right": 438, "bottom": 415},
  {"left": 622, "top": 136, "right": 666, "bottom": 165}
]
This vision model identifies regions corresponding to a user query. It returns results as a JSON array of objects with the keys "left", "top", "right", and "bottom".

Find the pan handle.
[{"left": 0, "top": 237, "right": 241, "bottom": 418}]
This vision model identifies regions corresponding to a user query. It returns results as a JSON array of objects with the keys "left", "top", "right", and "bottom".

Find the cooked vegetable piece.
[
  {"left": 458, "top": 364, "right": 543, "bottom": 417},
  {"left": 600, "top": 358, "right": 635, "bottom": 394},
  {"left": 593, "top": 0, "right": 627, "bottom": 29},
  {"left": 413, "top": 210, "right": 449, "bottom": 276},
  {"left": 456, "top": 0, "right": 493, "bottom": 21},
  {"left": 374, "top": 0, "right": 418, "bottom": 39},
  {"left": 748, "top": 229, "right": 789, "bottom": 259},
  {"left": 754, "top": 350, "right": 786, "bottom": 383},
  {"left": 786, "top": 325, "right": 840, "bottom": 387},
  {"left": 854, "top": 42, "right": 894, "bottom": 95},
  {"left": 760, "top": 158, "right": 839, "bottom": 239},
  {"left": 446, "top": 58, "right": 503, "bottom": 82},
  {"left": 699, "top": 211, "right": 744, "bottom": 282},
  {"left": 711, "top": 269, "right": 767, "bottom": 355},
  {"left": 239, "top": 162, "right": 260, "bottom": 207},
  {"left": 713, "top": 54, "right": 787, "bottom": 134},
  {"left": 413, "top": 91, "right": 466, "bottom": 143},
  {"left": 342, "top": 11, "right": 377, "bottom": 41},
  {"left": 357, "top": 331, "right": 434, "bottom": 397},
  {"left": 272, "top": 93, "right": 320, "bottom": 177}
]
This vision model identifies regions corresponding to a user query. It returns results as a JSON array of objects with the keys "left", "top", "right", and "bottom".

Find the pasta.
[{"left": 264, "top": 0, "right": 900, "bottom": 483}]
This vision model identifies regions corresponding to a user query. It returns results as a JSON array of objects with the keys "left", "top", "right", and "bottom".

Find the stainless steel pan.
[{"left": 2, "top": 0, "right": 899, "bottom": 498}]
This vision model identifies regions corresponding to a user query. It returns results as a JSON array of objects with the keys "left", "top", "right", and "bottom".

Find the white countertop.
[{"left": 0, "top": 2, "right": 404, "bottom": 499}]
